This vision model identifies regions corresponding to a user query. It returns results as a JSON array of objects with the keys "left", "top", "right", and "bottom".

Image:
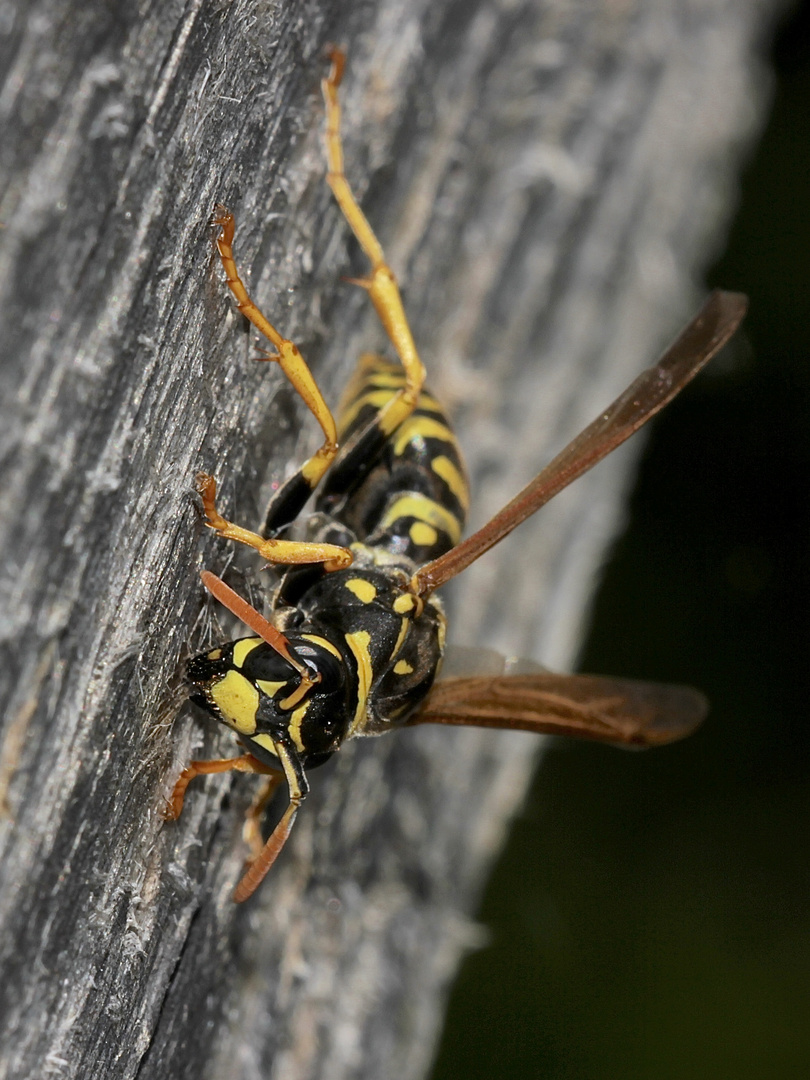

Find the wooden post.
[{"left": 0, "top": 2, "right": 774, "bottom": 1077}]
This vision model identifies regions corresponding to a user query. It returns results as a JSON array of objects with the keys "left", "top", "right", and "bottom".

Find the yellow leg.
[
  {"left": 165, "top": 749, "right": 298, "bottom": 901},
  {"left": 322, "top": 48, "right": 426, "bottom": 437},
  {"left": 212, "top": 205, "right": 338, "bottom": 490},
  {"left": 242, "top": 771, "right": 286, "bottom": 861},
  {"left": 233, "top": 737, "right": 308, "bottom": 902},
  {"left": 196, "top": 472, "right": 352, "bottom": 571},
  {"left": 164, "top": 751, "right": 276, "bottom": 821}
]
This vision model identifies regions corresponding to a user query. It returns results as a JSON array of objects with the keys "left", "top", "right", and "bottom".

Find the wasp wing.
[
  {"left": 414, "top": 290, "right": 747, "bottom": 595},
  {"left": 410, "top": 661, "right": 707, "bottom": 747}
]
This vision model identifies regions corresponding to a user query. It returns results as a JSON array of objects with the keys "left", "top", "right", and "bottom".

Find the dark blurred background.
[{"left": 432, "top": 3, "right": 810, "bottom": 1077}]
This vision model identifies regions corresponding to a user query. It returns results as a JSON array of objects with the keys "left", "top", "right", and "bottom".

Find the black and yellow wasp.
[{"left": 166, "top": 49, "right": 747, "bottom": 902}]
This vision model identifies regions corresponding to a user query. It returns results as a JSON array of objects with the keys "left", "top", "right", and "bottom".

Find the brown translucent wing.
[
  {"left": 409, "top": 670, "right": 708, "bottom": 747},
  {"left": 414, "top": 290, "right": 748, "bottom": 595}
]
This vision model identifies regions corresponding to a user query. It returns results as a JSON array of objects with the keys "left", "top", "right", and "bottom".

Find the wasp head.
[{"left": 187, "top": 635, "right": 353, "bottom": 768}]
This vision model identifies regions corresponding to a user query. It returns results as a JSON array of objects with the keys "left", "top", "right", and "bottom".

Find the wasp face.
[{"left": 187, "top": 635, "right": 354, "bottom": 768}]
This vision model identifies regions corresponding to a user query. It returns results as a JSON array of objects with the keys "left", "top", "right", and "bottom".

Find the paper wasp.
[{"left": 166, "top": 48, "right": 747, "bottom": 901}]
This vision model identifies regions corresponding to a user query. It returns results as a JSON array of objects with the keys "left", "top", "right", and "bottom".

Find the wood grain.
[{"left": 0, "top": 1, "right": 776, "bottom": 1077}]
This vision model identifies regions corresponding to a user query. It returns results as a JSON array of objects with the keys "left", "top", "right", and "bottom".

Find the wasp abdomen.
[{"left": 318, "top": 355, "right": 469, "bottom": 564}]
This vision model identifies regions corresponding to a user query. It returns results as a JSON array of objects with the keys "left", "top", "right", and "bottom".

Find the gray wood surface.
[{"left": 0, "top": 1, "right": 776, "bottom": 1078}]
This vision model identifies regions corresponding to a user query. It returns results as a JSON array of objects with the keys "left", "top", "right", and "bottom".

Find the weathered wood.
[{"left": 0, "top": 1, "right": 775, "bottom": 1078}]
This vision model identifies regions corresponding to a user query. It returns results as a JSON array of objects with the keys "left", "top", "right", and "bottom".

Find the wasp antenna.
[{"left": 200, "top": 571, "right": 315, "bottom": 690}]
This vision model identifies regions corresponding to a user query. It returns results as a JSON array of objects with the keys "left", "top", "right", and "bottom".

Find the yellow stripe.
[
  {"left": 357, "top": 352, "right": 396, "bottom": 374},
  {"left": 210, "top": 671, "right": 259, "bottom": 734},
  {"left": 409, "top": 521, "right": 438, "bottom": 548},
  {"left": 256, "top": 679, "right": 286, "bottom": 698},
  {"left": 362, "top": 370, "right": 405, "bottom": 388},
  {"left": 251, "top": 733, "right": 279, "bottom": 758},
  {"left": 414, "top": 394, "right": 444, "bottom": 414},
  {"left": 393, "top": 593, "right": 416, "bottom": 615},
  {"left": 393, "top": 415, "right": 459, "bottom": 457},
  {"left": 393, "top": 591, "right": 424, "bottom": 617},
  {"left": 338, "top": 389, "right": 397, "bottom": 432},
  {"left": 344, "top": 578, "right": 377, "bottom": 603},
  {"left": 301, "top": 633, "right": 344, "bottom": 661},
  {"left": 391, "top": 617, "right": 410, "bottom": 660},
  {"left": 431, "top": 454, "right": 469, "bottom": 511},
  {"left": 379, "top": 494, "right": 462, "bottom": 545},
  {"left": 345, "top": 630, "right": 373, "bottom": 737},
  {"left": 339, "top": 388, "right": 444, "bottom": 432},
  {"left": 394, "top": 659, "right": 414, "bottom": 675},
  {"left": 232, "top": 638, "right": 262, "bottom": 668},
  {"left": 288, "top": 701, "right": 310, "bottom": 753}
]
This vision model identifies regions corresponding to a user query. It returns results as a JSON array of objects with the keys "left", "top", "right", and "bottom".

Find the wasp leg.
[
  {"left": 211, "top": 206, "right": 339, "bottom": 531},
  {"left": 164, "top": 751, "right": 276, "bottom": 821},
  {"left": 242, "top": 771, "right": 286, "bottom": 862},
  {"left": 196, "top": 471, "right": 352, "bottom": 571},
  {"left": 233, "top": 736, "right": 308, "bottom": 902},
  {"left": 322, "top": 48, "right": 426, "bottom": 438}
]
